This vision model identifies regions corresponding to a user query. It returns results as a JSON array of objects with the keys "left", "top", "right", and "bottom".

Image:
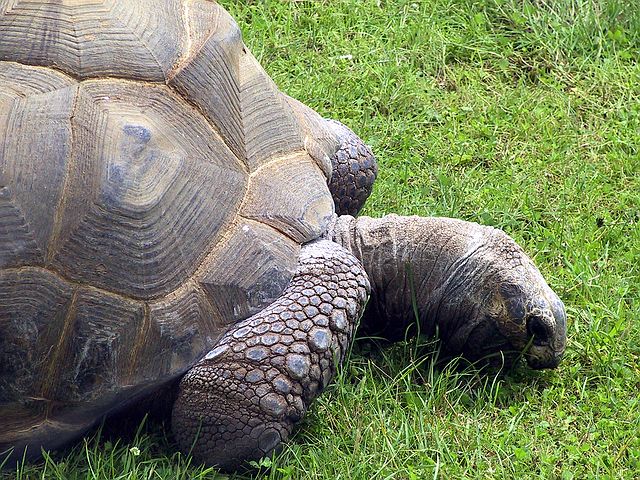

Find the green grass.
[{"left": 4, "top": 0, "right": 640, "bottom": 478}]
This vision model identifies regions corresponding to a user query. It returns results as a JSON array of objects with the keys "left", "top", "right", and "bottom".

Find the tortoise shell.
[{"left": 0, "top": 0, "right": 338, "bottom": 452}]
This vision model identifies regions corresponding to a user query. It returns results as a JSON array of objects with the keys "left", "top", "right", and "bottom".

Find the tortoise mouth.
[
  {"left": 525, "top": 346, "right": 564, "bottom": 370},
  {"left": 453, "top": 317, "right": 519, "bottom": 367},
  {"left": 456, "top": 315, "right": 566, "bottom": 370}
]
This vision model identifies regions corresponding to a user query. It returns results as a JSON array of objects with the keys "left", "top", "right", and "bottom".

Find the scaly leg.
[{"left": 171, "top": 241, "right": 370, "bottom": 469}]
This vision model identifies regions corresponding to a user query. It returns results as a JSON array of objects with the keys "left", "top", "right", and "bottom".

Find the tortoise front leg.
[
  {"left": 171, "top": 241, "right": 370, "bottom": 470},
  {"left": 325, "top": 120, "right": 377, "bottom": 216}
]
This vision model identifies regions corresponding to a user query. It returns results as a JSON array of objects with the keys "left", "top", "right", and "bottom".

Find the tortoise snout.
[
  {"left": 525, "top": 294, "right": 567, "bottom": 369},
  {"left": 527, "top": 314, "right": 553, "bottom": 346}
]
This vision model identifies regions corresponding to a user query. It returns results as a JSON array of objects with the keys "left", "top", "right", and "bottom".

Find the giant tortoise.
[{"left": 0, "top": 0, "right": 567, "bottom": 470}]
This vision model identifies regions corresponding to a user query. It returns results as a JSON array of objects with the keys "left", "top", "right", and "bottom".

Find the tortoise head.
[
  {"left": 440, "top": 228, "right": 567, "bottom": 370},
  {"left": 487, "top": 266, "right": 567, "bottom": 369}
]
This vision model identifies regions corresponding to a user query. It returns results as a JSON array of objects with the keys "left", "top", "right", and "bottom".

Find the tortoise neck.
[{"left": 329, "top": 214, "right": 483, "bottom": 344}]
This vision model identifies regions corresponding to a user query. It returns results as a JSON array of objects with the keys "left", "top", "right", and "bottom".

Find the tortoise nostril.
[{"left": 527, "top": 315, "right": 550, "bottom": 345}]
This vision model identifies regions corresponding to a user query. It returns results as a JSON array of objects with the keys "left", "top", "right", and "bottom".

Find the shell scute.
[{"left": 0, "top": 0, "right": 339, "bottom": 456}]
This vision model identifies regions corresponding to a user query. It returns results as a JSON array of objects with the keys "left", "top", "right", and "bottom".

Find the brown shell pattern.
[{"left": 0, "top": 0, "right": 336, "bottom": 447}]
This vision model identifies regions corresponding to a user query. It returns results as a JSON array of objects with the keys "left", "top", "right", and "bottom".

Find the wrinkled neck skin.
[
  {"left": 329, "top": 214, "right": 566, "bottom": 368},
  {"left": 330, "top": 215, "right": 490, "bottom": 349}
]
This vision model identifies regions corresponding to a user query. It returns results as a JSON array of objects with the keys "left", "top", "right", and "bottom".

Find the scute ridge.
[{"left": 46, "top": 85, "right": 81, "bottom": 263}]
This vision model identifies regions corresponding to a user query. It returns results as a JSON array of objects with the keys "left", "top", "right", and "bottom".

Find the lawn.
[{"left": 4, "top": 0, "right": 640, "bottom": 478}]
